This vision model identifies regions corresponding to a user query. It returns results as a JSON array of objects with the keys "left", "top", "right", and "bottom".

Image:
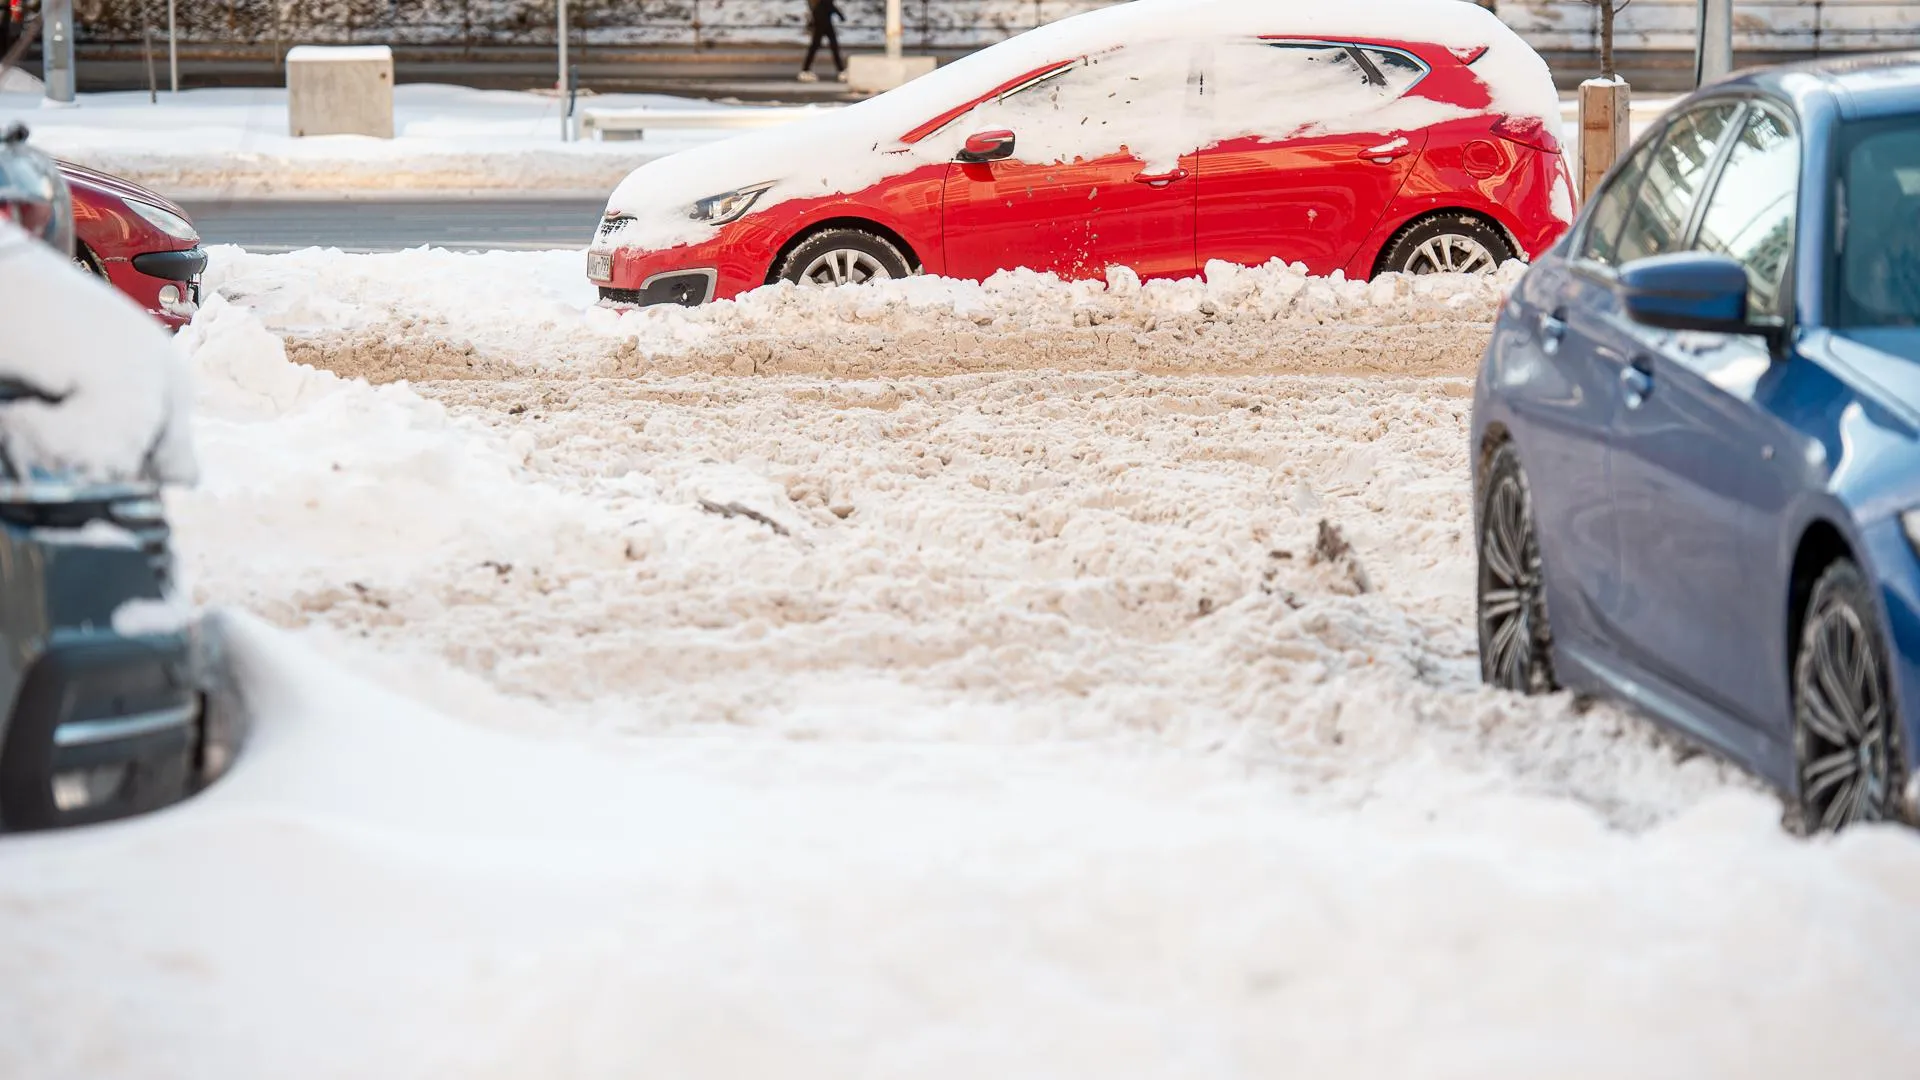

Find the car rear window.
[{"left": 1833, "top": 117, "right": 1920, "bottom": 328}]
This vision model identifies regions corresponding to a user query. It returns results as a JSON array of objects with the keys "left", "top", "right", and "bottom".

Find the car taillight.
[{"left": 1491, "top": 115, "right": 1562, "bottom": 156}]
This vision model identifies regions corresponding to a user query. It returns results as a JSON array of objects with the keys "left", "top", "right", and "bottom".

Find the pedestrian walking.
[{"left": 798, "top": 0, "right": 845, "bottom": 83}]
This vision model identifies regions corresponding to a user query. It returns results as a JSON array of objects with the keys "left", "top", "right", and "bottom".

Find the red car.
[
  {"left": 62, "top": 163, "right": 205, "bottom": 330},
  {"left": 591, "top": 0, "right": 1573, "bottom": 307}
]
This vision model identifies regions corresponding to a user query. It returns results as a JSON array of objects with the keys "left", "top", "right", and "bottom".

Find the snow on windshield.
[
  {"left": 602, "top": 0, "right": 1558, "bottom": 252},
  {"left": 0, "top": 223, "right": 196, "bottom": 486}
]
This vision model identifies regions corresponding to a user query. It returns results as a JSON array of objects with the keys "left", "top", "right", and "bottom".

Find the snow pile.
[
  {"left": 0, "top": 223, "right": 195, "bottom": 484},
  {"left": 605, "top": 0, "right": 1558, "bottom": 250},
  {"left": 3, "top": 290, "right": 1920, "bottom": 1076},
  {"left": 0, "top": 85, "right": 759, "bottom": 197},
  {"left": 206, "top": 246, "right": 1524, "bottom": 382}
]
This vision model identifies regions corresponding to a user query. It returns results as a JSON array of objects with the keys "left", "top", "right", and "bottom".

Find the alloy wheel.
[
  {"left": 1406, "top": 234, "right": 1498, "bottom": 275},
  {"left": 1797, "top": 596, "right": 1896, "bottom": 829},
  {"left": 797, "top": 249, "right": 892, "bottom": 287},
  {"left": 1478, "top": 471, "right": 1547, "bottom": 691}
]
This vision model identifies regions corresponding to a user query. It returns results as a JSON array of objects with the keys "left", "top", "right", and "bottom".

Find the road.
[{"left": 180, "top": 197, "right": 606, "bottom": 254}]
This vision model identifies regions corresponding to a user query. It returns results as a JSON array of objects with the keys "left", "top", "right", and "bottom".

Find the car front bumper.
[{"left": 109, "top": 244, "right": 207, "bottom": 330}]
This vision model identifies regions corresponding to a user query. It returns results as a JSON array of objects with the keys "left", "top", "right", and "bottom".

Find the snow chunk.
[{"left": 0, "top": 223, "right": 196, "bottom": 485}]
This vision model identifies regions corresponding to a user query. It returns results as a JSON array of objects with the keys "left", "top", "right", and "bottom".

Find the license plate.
[{"left": 587, "top": 251, "right": 613, "bottom": 282}]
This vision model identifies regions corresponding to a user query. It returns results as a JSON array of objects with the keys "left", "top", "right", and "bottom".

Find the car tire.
[
  {"left": 777, "top": 229, "right": 912, "bottom": 288},
  {"left": 1378, "top": 213, "right": 1516, "bottom": 277},
  {"left": 1477, "top": 442, "right": 1556, "bottom": 693},
  {"left": 1792, "top": 559, "right": 1907, "bottom": 831}
]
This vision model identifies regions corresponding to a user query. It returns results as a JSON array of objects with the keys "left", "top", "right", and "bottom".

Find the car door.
[
  {"left": 1194, "top": 39, "right": 1430, "bottom": 277},
  {"left": 940, "top": 47, "right": 1199, "bottom": 283},
  {"left": 1603, "top": 101, "right": 1801, "bottom": 727},
  {"left": 1500, "top": 125, "right": 1674, "bottom": 650}
]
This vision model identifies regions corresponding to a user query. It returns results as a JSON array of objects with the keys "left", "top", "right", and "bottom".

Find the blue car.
[{"left": 1472, "top": 54, "right": 1920, "bottom": 830}]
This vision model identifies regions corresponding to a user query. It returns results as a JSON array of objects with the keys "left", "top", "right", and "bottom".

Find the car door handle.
[
  {"left": 1619, "top": 361, "right": 1653, "bottom": 409},
  {"left": 1360, "top": 141, "right": 1415, "bottom": 164},
  {"left": 1538, "top": 310, "right": 1567, "bottom": 356},
  {"left": 1134, "top": 168, "right": 1188, "bottom": 187}
]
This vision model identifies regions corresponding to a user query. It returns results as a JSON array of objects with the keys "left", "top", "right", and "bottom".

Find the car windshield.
[{"left": 1833, "top": 115, "right": 1920, "bottom": 328}]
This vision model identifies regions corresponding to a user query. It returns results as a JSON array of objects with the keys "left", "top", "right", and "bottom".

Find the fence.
[{"left": 22, "top": 0, "right": 1920, "bottom": 52}]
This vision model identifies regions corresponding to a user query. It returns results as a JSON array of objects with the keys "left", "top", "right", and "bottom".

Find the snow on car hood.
[
  {"left": 603, "top": 0, "right": 1560, "bottom": 253},
  {"left": 0, "top": 223, "right": 196, "bottom": 486}
]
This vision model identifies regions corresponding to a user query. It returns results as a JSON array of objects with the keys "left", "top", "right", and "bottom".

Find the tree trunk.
[{"left": 1600, "top": 1, "right": 1616, "bottom": 77}]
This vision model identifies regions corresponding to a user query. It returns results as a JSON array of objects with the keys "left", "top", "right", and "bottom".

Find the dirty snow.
[
  {"left": 604, "top": 0, "right": 1559, "bottom": 251},
  {"left": 5, "top": 250, "right": 1920, "bottom": 1076},
  {"left": 205, "top": 245, "right": 1526, "bottom": 383}
]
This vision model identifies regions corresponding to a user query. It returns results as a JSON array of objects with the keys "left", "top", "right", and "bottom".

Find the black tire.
[
  {"left": 1377, "top": 213, "right": 1516, "bottom": 277},
  {"left": 1792, "top": 559, "right": 1907, "bottom": 831},
  {"left": 1477, "top": 442, "right": 1556, "bottom": 693},
  {"left": 776, "top": 228, "right": 911, "bottom": 288}
]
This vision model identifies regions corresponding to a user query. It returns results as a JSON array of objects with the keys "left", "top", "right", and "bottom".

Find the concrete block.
[
  {"left": 846, "top": 54, "right": 938, "bottom": 95},
  {"left": 287, "top": 45, "right": 395, "bottom": 139}
]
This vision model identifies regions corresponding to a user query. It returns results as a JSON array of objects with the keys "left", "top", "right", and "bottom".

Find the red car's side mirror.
[{"left": 957, "top": 130, "right": 1016, "bottom": 164}]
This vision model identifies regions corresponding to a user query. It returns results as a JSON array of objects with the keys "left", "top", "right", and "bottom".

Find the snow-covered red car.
[
  {"left": 63, "top": 162, "right": 205, "bottom": 330},
  {"left": 590, "top": 0, "right": 1573, "bottom": 308}
]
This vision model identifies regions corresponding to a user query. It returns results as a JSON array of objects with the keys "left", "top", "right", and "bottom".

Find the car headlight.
[
  {"left": 126, "top": 200, "right": 198, "bottom": 242},
  {"left": 689, "top": 183, "right": 775, "bottom": 226}
]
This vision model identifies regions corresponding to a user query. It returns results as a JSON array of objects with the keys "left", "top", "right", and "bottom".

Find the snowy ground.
[
  {"left": 5, "top": 249, "right": 1920, "bottom": 1078},
  {"left": 3, "top": 84, "right": 1674, "bottom": 199},
  {"left": 0, "top": 85, "right": 773, "bottom": 197}
]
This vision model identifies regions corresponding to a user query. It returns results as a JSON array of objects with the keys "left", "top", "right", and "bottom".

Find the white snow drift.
[{"left": 4, "top": 255, "right": 1920, "bottom": 1077}]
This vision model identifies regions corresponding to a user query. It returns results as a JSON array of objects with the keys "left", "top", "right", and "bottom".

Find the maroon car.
[{"left": 62, "top": 163, "right": 205, "bottom": 330}]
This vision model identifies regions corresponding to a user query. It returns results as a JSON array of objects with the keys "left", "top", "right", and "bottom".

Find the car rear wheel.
[
  {"left": 1477, "top": 442, "right": 1555, "bottom": 693},
  {"left": 1379, "top": 213, "right": 1516, "bottom": 277},
  {"left": 1792, "top": 559, "right": 1906, "bottom": 831},
  {"left": 777, "top": 229, "right": 911, "bottom": 289}
]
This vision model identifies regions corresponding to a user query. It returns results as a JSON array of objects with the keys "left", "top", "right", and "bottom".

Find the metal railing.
[{"left": 23, "top": 0, "right": 1920, "bottom": 53}]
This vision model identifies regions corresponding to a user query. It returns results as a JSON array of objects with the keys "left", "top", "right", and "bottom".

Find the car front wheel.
[
  {"left": 777, "top": 229, "right": 911, "bottom": 289},
  {"left": 1793, "top": 559, "right": 1907, "bottom": 830},
  {"left": 1477, "top": 442, "right": 1556, "bottom": 693}
]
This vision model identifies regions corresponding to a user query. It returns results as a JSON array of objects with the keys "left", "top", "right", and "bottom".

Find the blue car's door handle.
[
  {"left": 1619, "top": 362, "right": 1653, "bottom": 408},
  {"left": 1538, "top": 311, "right": 1567, "bottom": 355}
]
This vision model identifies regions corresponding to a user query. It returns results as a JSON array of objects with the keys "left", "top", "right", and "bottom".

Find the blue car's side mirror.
[{"left": 1616, "top": 252, "right": 1752, "bottom": 334}]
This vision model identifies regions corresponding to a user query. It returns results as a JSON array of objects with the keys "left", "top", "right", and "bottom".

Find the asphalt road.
[{"left": 179, "top": 197, "right": 607, "bottom": 254}]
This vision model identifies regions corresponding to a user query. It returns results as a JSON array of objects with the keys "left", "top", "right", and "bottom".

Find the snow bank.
[
  {"left": 0, "top": 85, "right": 752, "bottom": 198},
  {"left": 206, "top": 246, "right": 1524, "bottom": 382},
  {"left": 0, "top": 223, "right": 195, "bottom": 484},
  {"left": 4, "top": 295, "right": 1920, "bottom": 1076},
  {"left": 605, "top": 0, "right": 1558, "bottom": 251}
]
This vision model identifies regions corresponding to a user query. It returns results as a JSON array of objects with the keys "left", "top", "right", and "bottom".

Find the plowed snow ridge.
[{"left": 5, "top": 250, "right": 1919, "bottom": 1079}]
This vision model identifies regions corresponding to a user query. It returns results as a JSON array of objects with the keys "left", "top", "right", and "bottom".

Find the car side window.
[
  {"left": 1262, "top": 42, "right": 1428, "bottom": 99},
  {"left": 1611, "top": 102, "right": 1742, "bottom": 265},
  {"left": 1692, "top": 104, "right": 1799, "bottom": 320},
  {"left": 1578, "top": 137, "right": 1659, "bottom": 265},
  {"left": 969, "top": 47, "right": 1190, "bottom": 161}
]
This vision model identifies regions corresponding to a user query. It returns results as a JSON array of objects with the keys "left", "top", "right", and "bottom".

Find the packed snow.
[
  {"left": 0, "top": 85, "right": 773, "bottom": 197},
  {"left": 604, "top": 0, "right": 1559, "bottom": 251},
  {"left": 5, "top": 246, "right": 1920, "bottom": 1075},
  {"left": 0, "top": 222, "right": 195, "bottom": 484}
]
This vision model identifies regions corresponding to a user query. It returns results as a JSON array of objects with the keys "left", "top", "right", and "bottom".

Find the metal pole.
[
  {"left": 1696, "top": 0, "right": 1733, "bottom": 86},
  {"left": 885, "top": 0, "right": 902, "bottom": 60},
  {"left": 167, "top": 0, "right": 178, "bottom": 93},
  {"left": 42, "top": 0, "right": 74, "bottom": 104},
  {"left": 558, "top": 0, "right": 570, "bottom": 141}
]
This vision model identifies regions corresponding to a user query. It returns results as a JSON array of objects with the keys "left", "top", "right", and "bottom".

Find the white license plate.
[{"left": 587, "top": 251, "right": 613, "bottom": 282}]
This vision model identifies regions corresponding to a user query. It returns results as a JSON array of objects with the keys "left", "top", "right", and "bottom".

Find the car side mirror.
[
  {"left": 1616, "top": 252, "right": 1751, "bottom": 334},
  {"left": 957, "top": 130, "right": 1016, "bottom": 164}
]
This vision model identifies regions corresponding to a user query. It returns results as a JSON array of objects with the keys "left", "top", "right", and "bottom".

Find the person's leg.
[
  {"left": 827, "top": 20, "right": 844, "bottom": 76},
  {"left": 801, "top": 23, "right": 822, "bottom": 77}
]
